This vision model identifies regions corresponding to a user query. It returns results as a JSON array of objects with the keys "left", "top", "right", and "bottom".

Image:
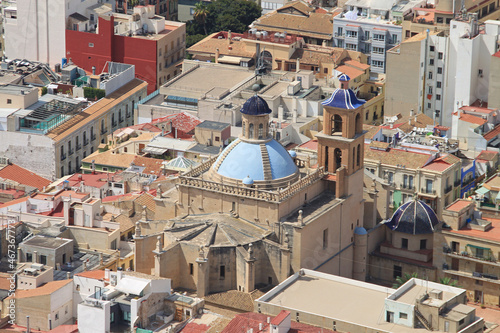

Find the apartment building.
[
  {"left": 116, "top": 0, "right": 178, "bottom": 21},
  {"left": 385, "top": 17, "right": 500, "bottom": 127},
  {"left": 364, "top": 144, "right": 462, "bottom": 218},
  {"left": 437, "top": 199, "right": 500, "bottom": 307},
  {"left": 333, "top": 13, "right": 403, "bottom": 73},
  {"left": 0, "top": 67, "right": 147, "bottom": 179},
  {"left": 66, "top": 6, "right": 186, "bottom": 94},
  {"left": 2, "top": 0, "right": 114, "bottom": 66}
]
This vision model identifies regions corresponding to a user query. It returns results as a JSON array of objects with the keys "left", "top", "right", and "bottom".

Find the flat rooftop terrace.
[{"left": 161, "top": 65, "right": 254, "bottom": 99}]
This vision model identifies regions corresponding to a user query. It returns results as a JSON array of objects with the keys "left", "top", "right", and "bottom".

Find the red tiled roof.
[
  {"left": 0, "top": 164, "right": 51, "bottom": 190},
  {"left": 151, "top": 112, "right": 202, "bottom": 136},
  {"left": 11, "top": 279, "right": 72, "bottom": 299},
  {"left": 75, "top": 270, "right": 106, "bottom": 280},
  {"left": 435, "top": 125, "right": 449, "bottom": 131},
  {"left": 449, "top": 217, "right": 500, "bottom": 243},
  {"left": 222, "top": 312, "right": 334, "bottom": 333},
  {"left": 422, "top": 160, "right": 452, "bottom": 171},
  {"left": 484, "top": 124, "right": 500, "bottom": 140},
  {"left": 180, "top": 323, "right": 210, "bottom": 333},
  {"left": 132, "top": 156, "right": 164, "bottom": 176},
  {"left": 460, "top": 105, "right": 495, "bottom": 114},
  {"left": 446, "top": 199, "right": 473, "bottom": 212},
  {"left": 66, "top": 172, "right": 120, "bottom": 189},
  {"left": 476, "top": 150, "right": 498, "bottom": 161},
  {"left": 298, "top": 139, "right": 318, "bottom": 151},
  {"left": 494, "top": 50, "right": 500, "bottom": 58},
  {"left": 457, "top": 113, "right": 487, "bottom": 125},
  {"left": 0, "top": 189, "right": 25, "bottom": 199},
  {"left": 270, "top": 310, "right": 290, "bottom": 325}
]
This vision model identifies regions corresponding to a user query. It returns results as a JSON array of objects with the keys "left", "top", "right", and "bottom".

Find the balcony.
[
  {"left": 100, "top": 128, "right": 107, "bottom": 135},
  {"left": 83, "top": 139, "right": 89, "bottom": 146},
  {"left": 112, "top": 121, "right": 117, "bottom": 128},
  {"left": 91, "top": 134, "right": 96, "bottom": 141},
  {"left": 444, "top": 269, "right": 500, "bottom": 285},
  {"left": 334, "top": 32, "right": 345, "bottom": 39},
  {"left": 126, "top": 112, "right": 131, "bottom": 118},
  {"left": 445, "top": 185, "right": 452, "bottom": 194},
  {"left": 69, "top": 148, "right": 74, "bottom": 156},
  {"left": 454, "top": 179, "right": 461, "bottom": 187},
  {"left": 401, "top": 183, "right": 414, "bottom": 190},
  {"left": 119, "top": 117, "right": 124, "bottom": 123},
  {"left": 76, "top": 144, "right": 81, "bottom": 151},
  {"left": 445, "top": 252, "right": 500, "bottom": 268},
  {"left": 61, "top": 153, "right": 66, "bottom": 161},
  {"left": 420, "top": 188, "right": 437, "bottom": 195}
]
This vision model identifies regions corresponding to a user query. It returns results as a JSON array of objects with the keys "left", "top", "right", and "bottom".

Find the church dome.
[
  {"left": 240, "top": 95, "right": 272, "bottom": 115},
  {"left": 385, "top": 199, "right": 439, "bottom": 234},
  {"left": 213, "top": 139, "right": 298, "bottom": 182},
  {"left": 242, "top": 175, "right": 254, "bottom": 185}
]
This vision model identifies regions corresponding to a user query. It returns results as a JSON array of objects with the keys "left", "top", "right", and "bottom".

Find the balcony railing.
[
  {"left": 454, "top": 179, "right": 461, "bottom": 186},
  {"left": 112, "top": 121, "right": 117, "bottom": 128},
  {"left": 76, "top": 144, "right": 81, "bottom": 151},
  {"left": 101, "top": 128, "right": 107, "bottom": 135},
  {"left": 69, "top": 148, "right": 74, "bottom": 156},
  {"left": 61, "top": 153, "right": 66, "bottom": 161},
  {"left": 119, "top": 117, "right": 124, "bottom": 123},
  {"left": 420, "top": 188, "right": 436, "bottom": 195},
  {"left": 91, "top": 134, "right": 96, "bottom": 141},
  {"left": 126, "top": 112, "right": 131, "bottom": 118},
  {"left": 83, "top": 139, "right": 89, "bottom": 146},
  {"left": 401, "top": 184, "right": 414, "bottom": 190},
  {"left": 445, "top": 185, "right": 452, "bottom": 194}
]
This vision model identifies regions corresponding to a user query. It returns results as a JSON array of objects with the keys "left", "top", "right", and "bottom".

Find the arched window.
[
  {"left": 357, "top": 144, "right": 361, "bottom": 166},
  {"left": 242, "top": 122, "right": 246, "bottom": 138},
  {"left": 258, "top": 123, "right": 264, "bottom": 139},
  {"left": 332, "top": 115, "right": 342, "bottom": 134},
  {"left": 334, "top": 148, "right": 342, "bottom": 171},
  {"left": 249, "top": 123, "right": 254, "bottom": 139},
  {"left": 352, "top": 147, "right": 355, "bottom": 167},
  {"left": 324, "top": 146, "right": 329, "bottom": 171},
  {"left": 355, "top": 113, "right": 362, "bottom": 134}
]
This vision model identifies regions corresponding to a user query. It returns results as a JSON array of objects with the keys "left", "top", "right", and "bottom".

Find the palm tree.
[
  {"left": 439, "top": 277, "right": 459, "bottom": 287},
  {"left": 393, "top": 272, "right": 418, "bottom": 288},
  {"left": 194, "top": 2, "right": 209, "bottom": 35}
]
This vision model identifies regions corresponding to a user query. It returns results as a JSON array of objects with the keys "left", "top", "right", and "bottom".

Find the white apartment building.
[{"left": 2, "top": 0, "right": 114, "bottom": 66}]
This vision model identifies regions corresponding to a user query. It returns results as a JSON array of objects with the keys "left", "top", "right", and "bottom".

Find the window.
[
  {"left": 346, "top": 30, "right": 357, "bottom": 38},
  {"left": 428, "top": 71, "right": 433, "bottom": 79},
  {"left": 190, "top": 7, "right": 195, "bottom": 15},
  {"left": 387, "top": 172, "right": 394, "bottom": 184},
  {"left": 373, "top": 34, "right": 385, "bottom": 41},
  {"left": 323, "top": 229, "right": 328, "bottom": 249},
  {"left": 479, "top": 69, "right": 483, "bottom": 76},
  {"left": 436, "top": 94, "right": 441, "bottom": 100},
  {"left": 437, "top": 67, "right": 443, "bottom": 74},
  {"left": 437, "top": 81, "right": 442, "bottom": 88},
  {"left": 392, "top": 34, "right": 398, "bottom": 44},
  {"left": 189, "top": 263, "right": 194, "bottom": 275},
  {"left": 55, "top": 313, "right": 59, "bottom": 320},
  {"left": 428, "top": 86, "right": 433, "bottom": 94},
  {"left": 437, "top": 17, "right": 444, "bottom": 23},
  {"left": 451, "top": 241, "right": 459, "bottom": 252},
  {"left": 386, "top": 311, "right": 394, "bottom": 323},
  {"left": 346, "top": 43, "right": 357, "bottom": 51},
  {"left": 438, "top": 52, "right": 443, "bottom": 59},
  {"left": 7, "top": 99, "right": 11, "bottom": 104},
  {"left": 364, "top": 31, "right": 370, "bottom": 40},
  {"left": 89, "top": 43, "right": 94, "bottom": 47},
  {"left": 400, "top": 312, "right": 408, "bottom": 319},
  {"left": 430, "top": 58, "right": 434, "bottom": 65},
  {"left": 402, "top": 238, "right": 408, "bottom": 249},
  {"left": 26, "top": 253, "right": 32, "bottom": 262},
  {"left": 409, "top": 175, "right": 414, "bottom": 189},
  {"left": 372, "top": 60, "right": 384, "bottom": 68},
  {"left": 393, "top": 265, "right": 402, "bottom": 279},
  {"left": 324, "top": 68, "right": 328, "bottom": 74},
  {"left": 459, "top": 319, "right": 464, "bottom": 326},
  {"left": 40, "top": 255, "right": 47, "bottom": 265},
  {"left": 337, "top": 40, "right": 344, "bottom": 48},
  {"left": 426, "top": 179, "right": 433, "bottom": 193},
  {"left": 364, "top": 44, "right": 371, "bottom": 53},
  {"left": 337, "top": 27, "right": 343, "bottom": 36},
  {"left": 373, "top": 47, "right": 384, "bottom": 54},
  {"left": 420, "top": 239, "right": 427, "bottom": 250},
  {"left": 220, "top": 265, "right": 225, "bottom": 279},
  {"left": 429, "top": 45, "right": 435, "bottom": 52}
]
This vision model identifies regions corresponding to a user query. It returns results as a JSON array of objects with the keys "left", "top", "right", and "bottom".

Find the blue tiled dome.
[
  {"left": 240, "top": 95, "right": 272, "bottom": 115},
  {"left": 322, "top": 88, "right": 365, "bottom": 109},
  {"left": 354, "top": 227, "right": 367, "bottom": 235},
  {"left": 214, "top": 139, "right": 298, "bottom": 181},
  {"left": 289, "top": 150, "right": 297, "bottom": 158},
  {"left": 385, "top": 199, "right": 439, "bottom": 234},
  {"left": 242, "top": 176, "right": 254, "bottom": 185}
]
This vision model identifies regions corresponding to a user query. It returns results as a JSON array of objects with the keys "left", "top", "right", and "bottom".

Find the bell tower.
[{"left": 317, "top": 74, "right": 365, "bottom": 197}]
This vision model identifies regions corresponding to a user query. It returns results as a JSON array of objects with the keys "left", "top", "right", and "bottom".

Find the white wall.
[
  {"left": 49, "top": 281, "right": 74, "bottom": 330},
  {"left": 73, "top": 275, "right": 106, "bottom": 315},
  {"left": 77, "top": 300, "right": 111, "bottom": 333}
]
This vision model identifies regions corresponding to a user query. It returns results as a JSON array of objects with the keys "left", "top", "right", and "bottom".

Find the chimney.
[
  {"left": 91, "top": 160, "right": 96, "bottom": 175},
  {"left": 105, "top": 268, "right": 110, "bottom": 280},
  {"left": 296, "top": 58, "right": 300, "bottom": 73},
  {"left": 175, "top": 127, "right": 178, "bottom": 139},
  {"left": 66, "top": 272, "right": 71, "bottom": 279},
  {"left": 33, "top": 251, "right": 38, "bottom": 263},
  {"left": 26, "top": 316, "right": 30, "bottom": 333},
  {"left": 83, "top": 260, "right": 87, "bottom": 271},
  {"left": 259, "top": 323, "right": 263, "bottom": 331},
  {"left": 410, "top": 109, "right": 414, "bottom": 117},
  {"left": 116, "top": 267, "right": 123, "bottom": 281},
  {"left": 215, "top": 48, "right": 220, "bottom": 64},
  {"left": 92, "top": 66, "right": 96, "bottom": 75},
  {"left": 228, "top": 30, "right": 232, "bottom": 44}
]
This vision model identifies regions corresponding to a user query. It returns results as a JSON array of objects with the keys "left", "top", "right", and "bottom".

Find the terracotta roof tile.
[
  {"left": 364, "top": 144, "right": 430, "bottom": 169},
  {"left": 270, "top": 311, "right": 290, "bottom": 325},
  {"left": 476, "top": 150, "right": 498, "bottom": 161},
  {"left": 397, "top": 113, "right": 434, "bottom": 133},
  {"left": 288, "top": 47, "right": 346, "bottom": 66},
  {"left": 75, "top": 270, "right": 106, "bottom": 280},
  {"left": 336, "top": 64, "right": 364, "bottom": 79},
  {"left": 188, "top": 32, "right": 255, "bottom": 59},
  {"left": 204, "top": 290, "right": 256, "bottom": 312},
  {"left": 422, "top": 160, "right": 452, "bottom": 171},
  {"left": 484, "top": 123, "right": 500, "bottom": 140},
  {"left": 0, "top": 164, "right": 51, "bottom": 190},
  {"left": 132, "top": 156, "right": 164, "bottom": 176},
  {"left": 363, "top": 124, "right": 380, "bottom": 140},
  {"left": 446, "top": 199, "right": 473, "bottom": 212},
  {"left": 298, "top": 139, "right": 318, "bottom": 151},
  {"left": 344, "top": 59, "right": 370, "bottom": 70},
  {"left": 11, "top": 279, "right": 72, "bottom": 299},
  {"left": 458, "top": 113, "right": 487, "bottom": 125},
  {"left": 0, "top": 275, "right": 11, "bottom": 290},
  {"left": 151, "top": 112, "right": 202, "bottom": 136}
]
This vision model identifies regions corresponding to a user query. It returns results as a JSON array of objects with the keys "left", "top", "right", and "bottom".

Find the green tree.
[
  {"left": 439, "top": 277, "right": 458, "bottom": 287},
  {"left": 393, "top": 272, "right": 418, "bottom": 288},
  {"left": 194, "top": 2, "right": 209, "bottom": 35}
]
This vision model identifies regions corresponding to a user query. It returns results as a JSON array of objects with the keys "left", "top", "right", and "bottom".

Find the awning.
[
  {"left": 143, "top": 146, "right": 168, "bottom": 155},
  {"left": 466, "top": 244, "right": 491, "bottom": 251},
  {"left": 476, "top": 187, "right": 490, "bottom": 195},
  {"left": 115, "top": 277, "right": 149, "bottom": 296}
]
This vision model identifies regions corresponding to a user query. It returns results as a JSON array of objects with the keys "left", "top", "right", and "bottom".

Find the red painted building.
[{"left": 66, "top": 14, "right": 185, "bottom": 94}]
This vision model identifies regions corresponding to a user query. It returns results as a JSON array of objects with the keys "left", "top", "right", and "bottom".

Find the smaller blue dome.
[
  {"left": 385, "top": 199, "right": 439, "bottom": 235},
  {"left": 242, "top": 176, "right": 254, "bottom": 185},
  {"left": 240, "top": 95, "right": 272, "bottom": 115},
  {"left": 289, "top": 150, "right": 297, "bottom": 158},
  {"left": 339, "top": 74, "right": 350, "bottom": 82},
  {"left": 354, "top": 227, "right": 367, "bottom": 235}
]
